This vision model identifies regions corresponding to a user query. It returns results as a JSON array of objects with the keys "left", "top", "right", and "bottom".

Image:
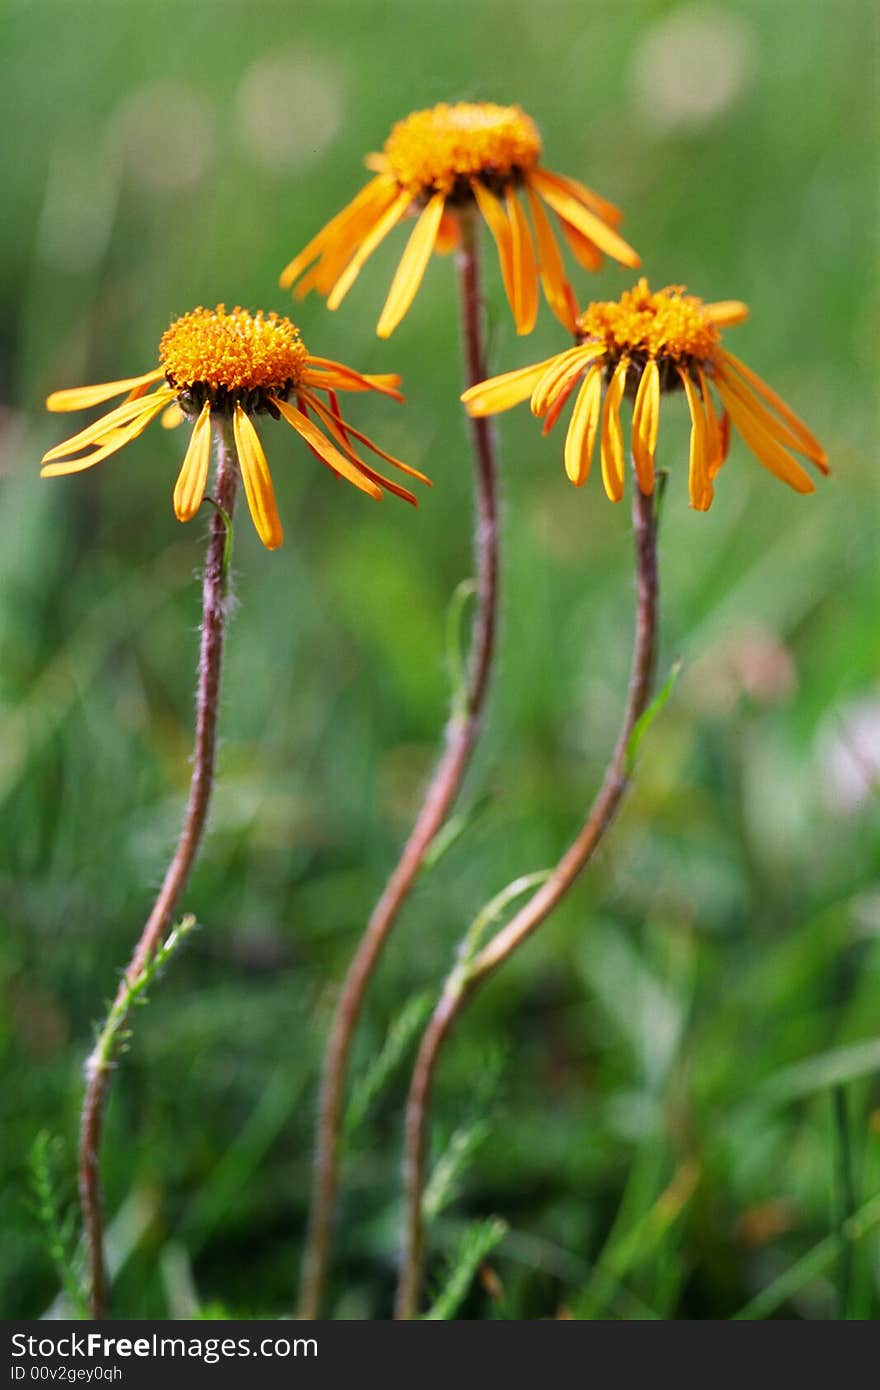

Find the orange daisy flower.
[
  {"left": 279, "top": 101, "right": 640, "bottom": 339},
  {"left": 41, "top": 305, "right": 429, "bottom": 549},
  {"left": 461, "top": 279, "right": 828, "bottom": 510}
]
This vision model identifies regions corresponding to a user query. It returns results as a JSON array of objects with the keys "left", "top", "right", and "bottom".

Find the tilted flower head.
[
  {"left": 41, "top": 306, "right": 429, "bottom": 549},
  {"left": 461, "top": 279, "right": 828, "bottom": 510},
  {"left": 279, "top": 101, "right": 640, "bottom": 339}
]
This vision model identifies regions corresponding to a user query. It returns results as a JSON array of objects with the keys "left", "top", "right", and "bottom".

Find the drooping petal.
[
  {"left": 532, "top": 167, "right": 624, "bottom": 228},
  {"left": 715, "top": 355, "right": 828, "bottom": 469},
  {"left": 556, "top": 216, "right": 602, "bottom": 272},
  {"left": 599, "top": 358, "right": 628, "bottom": 502},
  {"left": 530, "top": 170, "right": 641, "bottom": 268},
  {"left": 505, "top": 189, "right": 539, "bottom": 335},
  {"left": 278, "top": 175, "right": 398, "bottom": 289},
  {"left": 303, "top": 357, "right": 404, "bottom": 400},
  {"left": 564, "top": 365, "right": 603, "bottom": 487},
  {"left": 530, "top": 345, "right": 603, "bottom": 418},
  {"left": 172, "top": 401, "right": 212, "bottom": 522},
  {"left": 434, "top": 210, "right": 460, "bottom": 255},
  {"left": 376, "top": 191, "right": 446, "bottom": 338},
  {"left": 697, "top": 368, "right": 725, "bottom": 478},
  {"left": 631, "top": 359, "right": 660, "bottom": 495},
  {"left": 325, "top": 189, "right": 412, "bottom": 311},
  {"left": 300, "top": 187, "right": 404, "bottom": 298},
  {"left": 703, "top": 300, "right": 749, "bottom": 328},
  {"left": 542, "top": 371, "right": 582, "bottom": 435},
  {"left": 713, "top": 376, "right": 815, "bottom": 494},
  {"left": 678, "top": 368, "right": 713, "bottom": 511},
  {"left": 461, "top": 357, "right": 559, "bottom": 417},
  {"left": 41, "top": 392, "right": 172, "bottom": 476},
  {"left": 275, "top": 398, "right": 383, "bottom": 501},
  {"left": 524, "top": 182, "right": 578, "bottom": 332},
  {"left": 300, "top": 390, "right": 430, "bottom": 484},
  {"left": 41, "top": 389, "right": 175, "bottom": 464},
  {"left": 161, "top": 402, "right": 186, "bottom": 429},
  {"left": 46, "top": 367, "right": 165, "bottom": 413},
  {"left": 720, "top": 350, "right": 827, "bottom": 470},
  {"left": 301, "top": 396, "right": 418, "bottom": 506},
  {"left": 232, "top": 405, "right": 284, "bottom": 549},
  {"left": 470, "top": 180, "right": 516, "bottom": 313}
]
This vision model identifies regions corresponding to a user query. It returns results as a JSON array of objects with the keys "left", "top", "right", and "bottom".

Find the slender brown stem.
[
  {"left": 395, "top": 471, "right": 660, "bottom": 1319},
  {"left": 78, "top": 418, "right": 238, "bottom": 1319},
  {"left": 297, "top": 208, "right": 500, "bottom": 1319}
]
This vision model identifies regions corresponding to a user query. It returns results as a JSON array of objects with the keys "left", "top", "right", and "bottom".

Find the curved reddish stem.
[
  {"left": 395, "top": 474, "right": 660, "bottom": 1319},
  {"left": 78, "top": 419, "right": 238, "bottom": 1319},
  {"left": 297, "top": 209, "right": 500, "bottom": 1320}
]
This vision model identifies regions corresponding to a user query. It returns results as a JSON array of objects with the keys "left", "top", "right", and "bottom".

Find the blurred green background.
[{"left": 2, "top": 0, "right": 878, "bottom": 1320}]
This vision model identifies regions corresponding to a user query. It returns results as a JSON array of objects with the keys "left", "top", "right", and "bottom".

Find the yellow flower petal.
[
  {"left": 376, "top": 191, "right": 445, "bottom": 339},
  {"left": 275, "top": 398, "right": 383, "bottom": 501},
  {"left": 461, "top": 357, "right": 559, "bottom": 417},
  {"left": 300, "top": 390, "right": 430, "bottom": 484},
  {"left": 678, "top": 368, "right": 713, "bottom": 511},
  {"left": 533, "top": 167, "right": 623, "bottom": 228},
  {"left": 713, "top": 376, "right": 815, "bottom": 495},
  {"left": 720, "top": 350, "right": 827, "bottom": 470},
  {"left": 232, "top": 404, "right": 284, "bottom": 550},
  {"left": 46, "top": 368, "right": 165, "bottom": 413},
  {"left": 434, "top": 209, "right": 460, "bottom": 255},
  {"left": 631, "top": 359, "right": 659, "bottom": 495},
  {"left": 303, "top": 357, "right": 403, "bottom": 400},
  {"left": 41, "top": 389, "right": 174, "bottom": 464},
  {"left": 279, "top": 175, "right": 397, "bottom": 289},
  {"left": 172, "top": 401, "right": 212, "bottom": 522},
  {"left": 531, "top": 345, "right": 604, "bottom": 419},
  {"left": 470, "top": 179, "right": 516, "bottom": 314},
  {"left": 41, "top": 393, "right": 171, "bottom": 476},
  {"left": 557, "top": 216, "right": 602, "bottom": 272},
  {"left": 715, "top": 353, "right": 827, "bottom": 470},
  {"left": 697, "top": 368, "right": 725, "bottom": 479},
  {"left": 161, "top": 402, "right": 186, "bottom": 429},
  {"left": 506, "top": 188, "right": 538, "bottom": 335},
  {"left": 564, "top": 365, "right": 603, "bottom": 487},
  {"left": 524, "top": 182, "right": 578, "bottom": 332},
  {"left": 703, "top": 300, "right": 749, "bottom": 327},
  {"left": 300, "top": 395, "right": 418, "bottom": 506},
  {"left": 599, "top": 358, "right": 628, "bottom": 502},
  {"left": 325, "top": 189, "right": 412, "bottom": 311},
  {"left": 531, "top": 170, "right": 640, "bottom": 269}
]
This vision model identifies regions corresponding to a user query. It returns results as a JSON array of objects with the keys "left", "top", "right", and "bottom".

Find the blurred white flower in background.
[
  {"left": 816, "top": 696, "right": 880, "bottom": 815},
  {"left": 106, "top": 78, "right": 215, "bottom": 196},
  {"left": 235, "top": 48, "right": 344, "bottom": 174},
  {"left": 630, "top": 3, "right": 755, "bottom": 134}
]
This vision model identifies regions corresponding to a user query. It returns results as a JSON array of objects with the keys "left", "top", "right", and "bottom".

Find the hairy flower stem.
[
  {"left": 395, "top": 471, "right": 660, "bottom": 1319},
  {"left": 297, "top": 208, "right": 500, "bottom": 1320},
  {"left": 78, "top": 420, "right": 238, "bottom": 1320}
]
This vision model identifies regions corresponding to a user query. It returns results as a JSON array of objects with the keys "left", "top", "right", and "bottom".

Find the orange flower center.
[
  {"left": 159, "top": 306, "right": 309, "bottom": 396},
  {"left": 578, "top": 280, "right": 720, "bottom": 367},
  {"left": 383, "top": 102, "right": 542, "bottom": 197}
]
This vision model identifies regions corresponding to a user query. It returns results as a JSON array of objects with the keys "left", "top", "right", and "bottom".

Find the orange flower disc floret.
[
  {"left": 578, "top": 280, "right": 721, "bottom": 367},
  {"left": 159, "top": 305, "right": 309, "bottom": 394},
  {"left": 383, "top": 102, "right": 542, "bottom": 197}
]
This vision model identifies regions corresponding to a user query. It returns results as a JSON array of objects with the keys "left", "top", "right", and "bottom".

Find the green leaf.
[
  {"left": 424, "top": 1218, "right": 507, "bottom": 1320},
  {"left": 733, "top": 1192, "right": 880, "bottom": 1319},
  {"left": 445, "top": 577, "right": 476, "bottom": 720},
  {"left": 345, "top": 993, "right": 433, "bottom": 1138},
  {"left": 626, "top": 658, "right": 681, "bottom": 773},
  {"left": 758, "top": 1037, "right": 880, "bottom": 1106}
]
